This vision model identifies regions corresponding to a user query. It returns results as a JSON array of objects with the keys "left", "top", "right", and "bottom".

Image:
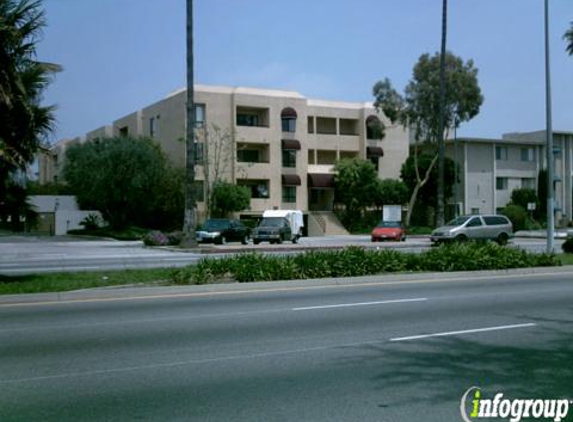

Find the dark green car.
[{"left": 196, "top": 219, "right": 250, "bottom": 245}]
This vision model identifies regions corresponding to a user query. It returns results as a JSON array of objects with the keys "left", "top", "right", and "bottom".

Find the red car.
[{"left": 371, "top": 221, "right": 406, "bottom": 242}]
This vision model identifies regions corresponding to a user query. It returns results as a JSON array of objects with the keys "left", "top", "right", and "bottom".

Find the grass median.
[{"left": 0, "top": 243, "right": 569, "bottom": 295}]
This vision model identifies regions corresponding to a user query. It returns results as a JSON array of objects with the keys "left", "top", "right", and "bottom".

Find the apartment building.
[
  {"left": 39, "top": 85, "right": 410, "bottom": 232},
  {"left": 446, "top": 130, "right": 573, "bottom": 225}
]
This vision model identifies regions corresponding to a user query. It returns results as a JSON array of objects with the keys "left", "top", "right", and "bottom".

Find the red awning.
[
  {"left": 282, "top": 139, "right": 301, "bottom": 150},
  {"left": 366, "top": 146, "right": 384, "bottom": 157},
  {"left": 282, "top": 174, "right": 302, "bottom": 186},
  {"left": 307, "top": 173, "right": 335, "bottom": 188}
]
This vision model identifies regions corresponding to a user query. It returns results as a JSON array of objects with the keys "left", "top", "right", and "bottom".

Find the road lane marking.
[
  {"left": 389, "top": 322, "right": 536, "bottom": 342},
  {"left": 292, "top": 298, "right": 427, "bottom": 311}
]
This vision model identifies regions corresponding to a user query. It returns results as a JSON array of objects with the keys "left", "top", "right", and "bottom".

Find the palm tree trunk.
[{"left": 181, "top": 0, "right": 198, "bottom": 247}]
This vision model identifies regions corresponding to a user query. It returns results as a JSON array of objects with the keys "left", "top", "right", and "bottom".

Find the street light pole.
[{"left": 544, "top": 0, "right": 555, "bottom": 253}]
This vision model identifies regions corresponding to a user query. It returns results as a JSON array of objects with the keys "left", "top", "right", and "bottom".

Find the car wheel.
[
  {"left": 454, "top": 234, "right": 467, "bottom": 243},
  {"left": 371, "top": 237, "right": 377, "bottom": 242},
  {"left": 253, "top": 240, "right": 260, "bottom": 245},
  {"left": 497, "top": 233, "right": 509, "bottom": 246},
  {"left": 401, "top": 236, "right": 406, "bottom": 242},
  {"left": 292, "top": 236, "right": 298, "bottom": 244}
]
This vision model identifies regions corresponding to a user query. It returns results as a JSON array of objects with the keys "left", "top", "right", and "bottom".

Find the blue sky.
[{"left": 38, "top": 0, "right": 572, "bottom": 143}]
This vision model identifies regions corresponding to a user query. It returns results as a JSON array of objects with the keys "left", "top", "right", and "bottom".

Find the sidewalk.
[
  {"left": 514, "top": 229, "right": 571, "bottom": 239},
  {"left": 1, "top": 266, "right": 572, "bottom": 307}
]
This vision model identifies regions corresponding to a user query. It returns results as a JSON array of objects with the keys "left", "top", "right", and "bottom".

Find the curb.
[{"left": 1, "top": 265, "right": 572, "bottom": 306}]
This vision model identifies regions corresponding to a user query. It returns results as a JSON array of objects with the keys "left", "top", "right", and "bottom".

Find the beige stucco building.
[{"left": 39, "top": 85, "right": 410, "bottom": 233}]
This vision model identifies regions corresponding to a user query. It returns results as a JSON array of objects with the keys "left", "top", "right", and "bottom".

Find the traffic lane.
[
  {"left": 1, "top": 273, "right": 572, "bottom": 382},
  {"left": 1, "top": 269, "right": 572, "bottom": 328},
  {"left": 1, "top": 307, "right": 570, "bottom": 421}
]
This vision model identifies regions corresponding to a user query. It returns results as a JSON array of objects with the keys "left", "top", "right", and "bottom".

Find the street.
[
  {"left": 0, "top": 235, "right": 565, "bottom": 275},
  {"left": 1, "top": 270, "right": 572, "bottom": 421}
]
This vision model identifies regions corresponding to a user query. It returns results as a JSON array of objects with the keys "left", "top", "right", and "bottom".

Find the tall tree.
[
  {"left": 0, "top": 0, "right": 58, "bottom": 210},
  {"left": 565, "top": 22, "right": 573, "bottom": 55},
  {"left": 181, "top": 0, "right": 197, "bottom": 246},
  {"left": 373, "top": 52, "right": 483, "bottom": 226}
]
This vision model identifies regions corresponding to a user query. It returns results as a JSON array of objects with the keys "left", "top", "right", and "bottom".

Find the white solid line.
[
  {"left": 390, "top": 322, "right": 537, "bottom": 342},
  {"left": 292, "top": 297, "right": 428, "bottom": 311}
]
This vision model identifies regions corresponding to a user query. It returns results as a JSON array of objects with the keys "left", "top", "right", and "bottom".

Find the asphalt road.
[
  {"left": 1, "top": 271, "right": 572, "bottom": 421},
  {"left": 0, "top": 235, "right": 564, "bottom": 275}
]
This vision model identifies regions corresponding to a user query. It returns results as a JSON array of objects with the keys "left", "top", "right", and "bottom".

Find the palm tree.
[
  {"left": 181, "top": 0, "right": 198, "bottom": 246},
  {"left": 0, "top": 0, "right": 58, "bottom": 229},
  {"left": 565, "top": 22, "right": 573, "bottom": 56}
]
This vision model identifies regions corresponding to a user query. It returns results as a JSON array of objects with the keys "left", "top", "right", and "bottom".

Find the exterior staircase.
[{"left": 308, "top": 211, "right": 349, "bottom": 236}]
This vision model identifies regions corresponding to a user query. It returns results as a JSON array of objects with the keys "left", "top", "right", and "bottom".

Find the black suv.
[
  {"left": 252, "top": 217, "right": 292, "bottom": 244},
  {"left": 196, "top": 219, "right": 250, "bottom": 245}
]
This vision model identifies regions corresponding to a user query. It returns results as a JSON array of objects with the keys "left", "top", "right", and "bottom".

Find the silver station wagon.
[{"left": 430, "top": 214, "right": 514, "bottom": 245}]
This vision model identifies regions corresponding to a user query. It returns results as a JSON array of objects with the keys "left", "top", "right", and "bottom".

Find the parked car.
[
  {"left": 430, "top": 214, "right": 513, "bottom": 245},
  {"left": 252, "top": 217, "right": 292, "bottom": 244},
  {"left": 196, "top": 218, "right": 250, "bottom": 245},
  {"left": 371, "top": 221, "right": 406, "bottom": 242}
]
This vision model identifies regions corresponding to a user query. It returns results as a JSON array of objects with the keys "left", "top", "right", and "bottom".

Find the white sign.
[
  {"left": 383, "top": 205, "right": 402, "bottom": 222},
  {"left": 527, "top": 202, "right": 536, "bottom": 211}
]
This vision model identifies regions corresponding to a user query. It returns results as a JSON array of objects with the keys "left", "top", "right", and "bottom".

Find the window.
[
  {"left": 520, "top": 147, "right": 535, "bottom": 162},
  {"left": 307, "top": 116, "right": 315, "bottom": 134},
  {"left": 281, "top": 108, "right": 297, "bottom": 133},
  {"left": 119, "top": 126, "right": 129, "bottom": 137},
  {"left": 194, "top": 142, "right": 204, "bottom": 164},
  {"left": 282, "top": 150, "right": 296, "bottom": 168},
  {"left": 471, "top": 208, "right": 480, "bottom": 215},
  {"left": 366, "top": 116, "right": 383, "bottom": 140},
  {"left": 194, "top": 104, "right": 205, "bottom": 127},
  {"left": 316, "top": 117, "right": 337, "bottom": 135},
  {"left": 194, "top": 181, "right": 204, "bottom": 202},
  {"left": 495, "top": 146, "right": 508, "bottom": 160},
  {"left": 521, "top": 178, "right": 535, "bottom": 189},
  {"left": 282, "top": 186, "right": 296, "bottom": 203},
  {"left": 483, "top": 216, "right": 510, "bottom": 226},
  {"left": 496, "top": 177, "right": 508, "bottom": 190},
  {"left": 467, "top": 217, "right": 483, "bottom": 227},
  {"left": 236, "top": 107, "right": 269, "bottom": 127},
  {"left": 238, "top": 180, "right": 269, "bottom": 199},
  {"left": 149, "top": 115, "right": 160, "bottom": 137},
  {"left": 237, "top": 149, "right": 260, "bottom": 163},
  {"left": 369, "top": 156, "right": 379, "bottom": 171}
]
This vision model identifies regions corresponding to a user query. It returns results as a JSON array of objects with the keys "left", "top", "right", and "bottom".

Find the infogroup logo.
[{"left": 460, "top": 387, "right": 571, "bottom": 422}]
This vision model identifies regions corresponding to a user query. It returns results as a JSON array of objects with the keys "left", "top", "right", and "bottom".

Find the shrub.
[
  {"left": 562, "top": 237, "right": 573, "bottom": 254},
  {"left": 170, "top": 242, "right": 560, "bottom": 284},
  {"left": 143, "top": 231, "right": 170, "bottom": 246},
  {"left": 501, "top": 204, "right": 528, "bottom": 231},
  {"left": 80, "top": 213, "right": 103, "bottom": 230}
]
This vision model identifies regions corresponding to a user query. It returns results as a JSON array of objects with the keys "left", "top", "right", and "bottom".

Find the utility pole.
[
  {"left": 436, "top": 0, "right": 448, "bottom": 227},
  {"left": 181, "top": 0, "right": 197, "bottom": 247},
  {"left": 544, "top": 0, "right": 555, "bottom": 253}
]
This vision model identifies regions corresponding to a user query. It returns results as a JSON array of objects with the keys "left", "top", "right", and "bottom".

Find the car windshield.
[
  {"left": 258, "top": 217, "right": 285, "bottom": 227},
  {"left": 376, "top": 221, "right": 401, "bottom": 228},
  {"left": 444, "top": 216, "right": 471, "bottom": 226},
  {"left": 202, "top": 220, "right": 229, "bottom": 231}
]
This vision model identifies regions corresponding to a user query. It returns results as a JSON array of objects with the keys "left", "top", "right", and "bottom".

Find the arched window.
[
  {"left": 281, "top": 108, "right": 297, "bottom": 132},
  {"left": 366, "top": 115, "right": 384, "bottom": 140}
]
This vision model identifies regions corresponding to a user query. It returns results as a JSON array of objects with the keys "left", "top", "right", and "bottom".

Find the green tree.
[
  {"left": 373, "top": 52, "right": 483, "bottom": 226},
  {"left": 63, "top": 136, "right": 178, "bottom": 229},
  {"left": 374, "top": 179, "right": 409, "bottom": 207},
  {"left": 0, "top": 0, "right": 58, "bottom": 223},
  {"left": 334, "top": 158, "right": 380, "bottom": 224},
  {"left": 565, "top": 22, "right": 573, "bottom": 55},
  {"left": 210, "top": 182, "right": 251, "bottom": 217},
  {"left": 400, "top": 154, "right": 458, "bottom": 224},
  {"left": 510, "top": 188, "right": 538, "bottom": 211}
]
